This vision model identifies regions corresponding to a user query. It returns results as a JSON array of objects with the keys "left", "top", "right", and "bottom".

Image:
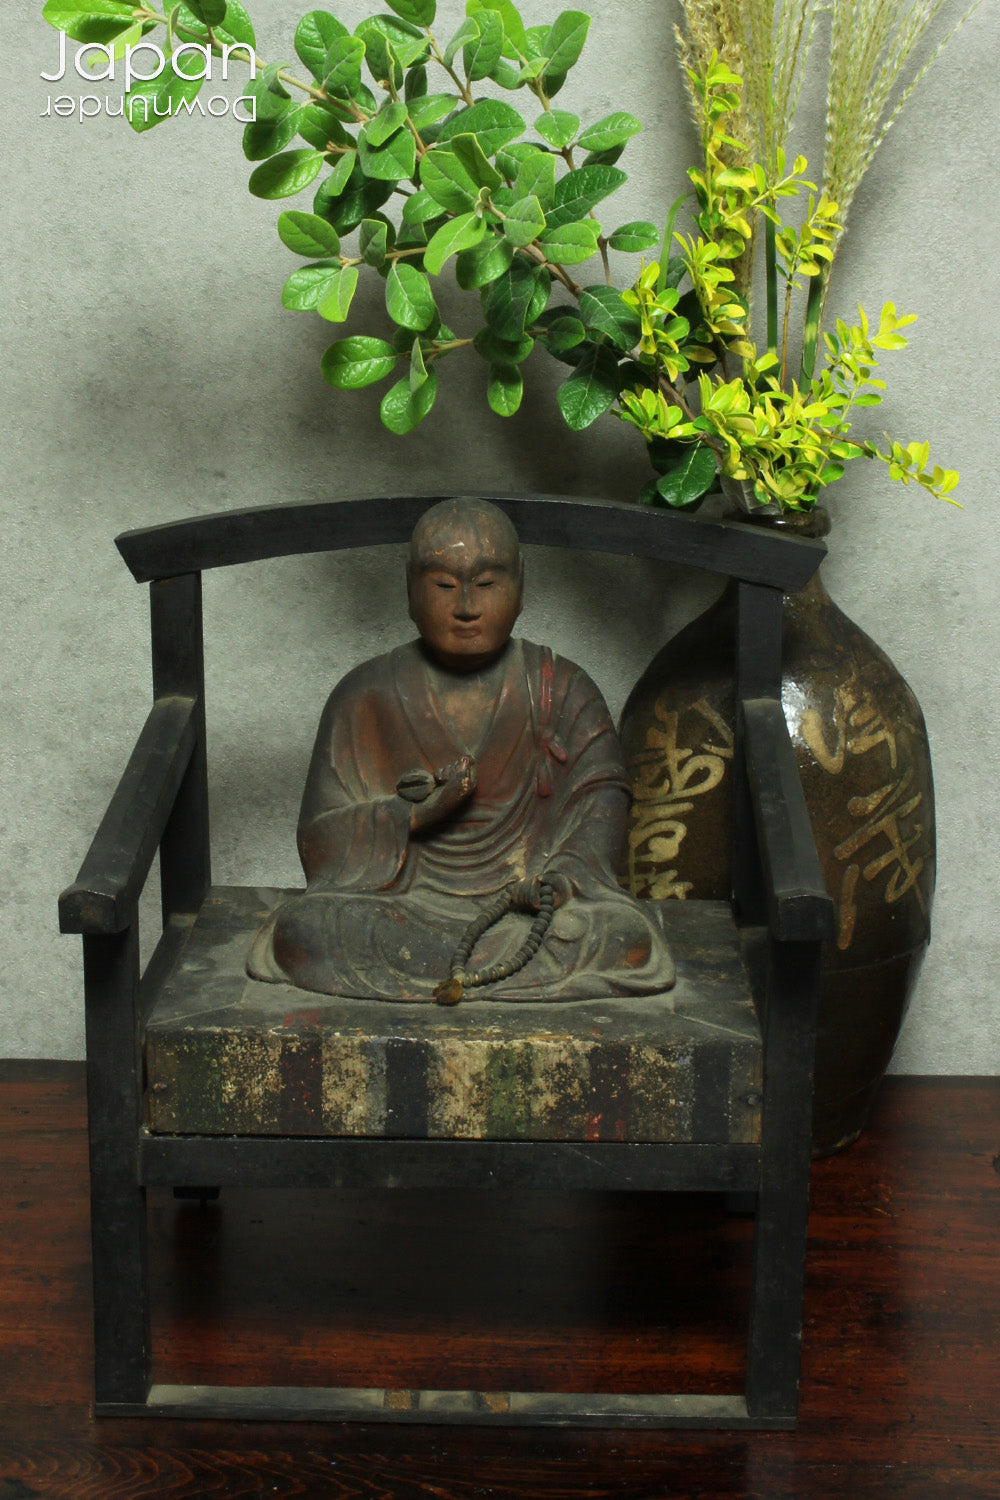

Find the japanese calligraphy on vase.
[{"left": 618, "top": 553, "right": 935, "bottom": 1153}]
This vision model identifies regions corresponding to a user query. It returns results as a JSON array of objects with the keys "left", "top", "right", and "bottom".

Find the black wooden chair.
[{"left": 59, "top": 493, "right": 833, "bottom": 1428}]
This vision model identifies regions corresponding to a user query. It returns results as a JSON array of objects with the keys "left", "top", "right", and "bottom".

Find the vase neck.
[
  {"left": 745, "top": 505, "right": 831, "bottom": 601},
  {"left": 749, "top": 505, "right": 831, "bottom": 542}
]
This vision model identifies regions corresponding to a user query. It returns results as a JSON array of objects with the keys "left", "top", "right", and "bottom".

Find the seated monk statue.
[{"left": 247, "top": 498, "right": 675, "bottom": 1002}]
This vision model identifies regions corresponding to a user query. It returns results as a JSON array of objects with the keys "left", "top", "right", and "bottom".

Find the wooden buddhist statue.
[{"left": 248, "top": 498, "right": 675, "bottom": 1003}]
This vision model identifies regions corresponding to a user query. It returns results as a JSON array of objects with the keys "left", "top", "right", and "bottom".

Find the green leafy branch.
[
  {"left": 41, "top": 2, "right": 961, "bottom": 512},
  {"left": 42, "top": 0, "right": 666, "bottom": 433},
  {"left": 615, "top": 59, "right": 959, "bottom": 513}
]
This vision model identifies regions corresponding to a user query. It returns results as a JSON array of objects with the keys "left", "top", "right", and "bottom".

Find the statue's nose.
[{"left": 454, "top": 586, "right": 480, "bottom": 619}]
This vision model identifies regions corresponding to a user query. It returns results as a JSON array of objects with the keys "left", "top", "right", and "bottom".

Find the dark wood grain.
[
  {"left": 149, "top": 574, "right": 211, "bottom": 927},
  {"left": 114, "top": 494, "right": 826, "bottom": 592},
  {"left": 1, "top": 1066, "right": 997, "bottom": 1496},
  {"left": 741, "top": 698, "right": 834, "bottom": 943},
  {"left": 57, "top": 696, "right": 196, "bottom": 936}
]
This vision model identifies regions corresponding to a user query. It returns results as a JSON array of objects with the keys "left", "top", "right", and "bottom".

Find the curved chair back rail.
[{"left": 115, "top": 493, "right": 825, "bottom": 593}]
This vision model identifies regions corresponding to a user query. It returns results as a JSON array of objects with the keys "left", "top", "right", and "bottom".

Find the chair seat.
[{"left": 144, "top": 888, "right": 762, "bottom": 1145}]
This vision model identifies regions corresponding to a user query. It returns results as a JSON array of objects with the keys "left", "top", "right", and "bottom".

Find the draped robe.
[{"left": 247, "top": 638, "right": 675, "bottom": 1002}]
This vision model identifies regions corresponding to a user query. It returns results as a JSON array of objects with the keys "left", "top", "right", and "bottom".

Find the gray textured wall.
[{"left": 3, "top": 0, "right": 997, "bottom": 1071}]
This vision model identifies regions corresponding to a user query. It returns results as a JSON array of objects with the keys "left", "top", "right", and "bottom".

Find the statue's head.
[{"left": 407, "top": 498, "right": 524, "bottom": 672}]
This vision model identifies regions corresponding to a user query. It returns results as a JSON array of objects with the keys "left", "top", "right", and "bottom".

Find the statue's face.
[{"left": 408, "top": 516, "right": 523, "bottom": 672}]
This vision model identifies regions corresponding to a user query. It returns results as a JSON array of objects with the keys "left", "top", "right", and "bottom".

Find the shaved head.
[{"left": 409, "top": 498, "right": 521, "bottom": 575}]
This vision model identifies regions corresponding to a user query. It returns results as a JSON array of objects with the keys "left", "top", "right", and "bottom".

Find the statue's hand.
[
  {"left": 408, "top": 756, "right": 477, "bottom": 832},
  {"left": 396, "top": 768, "right": 436, "bottom": 803}
]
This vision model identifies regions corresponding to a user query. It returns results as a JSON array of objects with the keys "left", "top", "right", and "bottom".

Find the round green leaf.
[
  {"left": 502, "top": 195, "right": 546, "bottom": 248},
  {"left": 470, "top": 0, "right": 527, "bottom": 53},
  {"left": 455, "top": 233, "right": 515, "bottom": 290},
  {"left": 125, "top": 61, "right": 205, "bottom": 135},
  {"left": 249, "top": 149, "right": 324, "bottom": 201},
  {"left": 547, "top": 165, "right": 627, "bottom": 230},
  {"left": 42, "top": 0, "right": 133, "bottom": 18},
  {"left": 365, "top": 100, "right": 408, "bottom": 148},
  {"left": 281, "top": 259, "right": 343, "bottom": 311},
  {"left": 294, "top": 10, "right": 348, "bottom": 77},
  {"left": 535, "top": 110, "right": 578, "bottom": 149},
  {"left": 386, "top": 263, "right": 438, "bottom": 330},
  {"left": 557, "top": 346, "right": 620, "bottom": 430},
  {"left": 42, "top": 0, "right": 135, "bottom": 46},
  {"left": 513, "top": 150, "right": 556, "bottom": 209},
  {"left": 463, "top": 9, "right": 503, "bottom": 80},
  {"left": 607, "top": 221, "right": 660, "bottom": 254},
  {"left": 243, "top": 109, "right": 304, "bottom": 163},
  {"left": 490, "top": 59, "right": 522, "bottom": 89},
  {"left": 278, "top": 211, "right": 342, "bottom": 258},
  {"left": 407, "top": 92, "right": 458, "bottom": 131},
  {"left": 537, "top": 313, "right": 586, "bottom": 353},
  {"left": 577, "top": 111, "right": 642, "bottom": 152},
  {"left": 404, "top": 62, "right": 428, "bottom": 100},
  {"left": 322, "top": 35, "right": 365, "bottom": 93},
  {"left": 402, "top": 189, "right": 445, "bottom": 226},
  {"left": 444, "top": 16, "right": 480, "bottom": 68},
  {"left": 517, "top": 56, "right": 548, "bottom": 83},
  {"left": 316, "top": 265, "right": 360, "bottom": 323},
  {"left": 482, "top": 259, "right": 550, "bottom": 339},
  {"left": 242, "top": 70, "right": 293, "bottom": 125},
  {"left": 423, "top": 211, "right": 486, "bottom": 275},
  {"left": 578, "top": 285, "right": 641, "bottom": 348},
  {"left": 543, "top": 10, "right": 590, "bottom": 78},
  {"left": 380, "top": 368, "right": 439, "bottom": 433},
  {"left": 314, "top": 159, "right": 394, "bottom": 235},
  {"left": 185, "top": 0, "right": 225, "bottom": 25},
  {"left": 322, "top": 337, "right": 399, "bottom": 389},
  {"left": 359, "top": 218, "right": 390, "bottom": 268},
  {"left": 176, "top": 0, "right": 254, "bottom": 49},
  {"left": 653, "top": 447, "right": 718, "bottom": 508},
  {"left": 408, "top": 337, "right": 429, "bottom": 390},
  {"left": 386, "top": 0, "right": 436, "bottom": 24},
  {"left": 436, "top": 99, "right": 525, "bottom": 155},
  {"left": 356, "top": 15, "right": 428, "bottom": 88},
  {"left": 419, "top": 148, "right": 478, "bottom": 213},
  {"left": 295, "top": 104, "right": 351, "bottom": 152},
  {"left": 474, "top": 328, "right": 533, "bottom": 365},
  {"left": 449, "top": 133, "right": 504, "bottom": 192},
  {"left": 320, "top": 152, "right": 357, "bottom": 201},
  {"left": 487, "top": 363, "right": 523, "bottom": 417},
  {"left": 358, "top": 127, "right": 417, "bottom": 182},
  {"left": 537, "top": 220, "right": 600, "bottom": 265}
]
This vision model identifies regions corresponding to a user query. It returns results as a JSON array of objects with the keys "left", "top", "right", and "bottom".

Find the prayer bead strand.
[{"left": 434, "top": 881, "right": 556, "bottom": 1005}]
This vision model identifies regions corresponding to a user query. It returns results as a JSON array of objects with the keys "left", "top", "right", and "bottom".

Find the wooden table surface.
[{"left": 1, "top": 1063, "right": 997, "bottom": 1498}]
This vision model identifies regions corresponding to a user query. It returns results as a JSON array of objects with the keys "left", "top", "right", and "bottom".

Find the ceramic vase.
[{"left": 619, "top": 509, "right": 935, "bottom": 1154}]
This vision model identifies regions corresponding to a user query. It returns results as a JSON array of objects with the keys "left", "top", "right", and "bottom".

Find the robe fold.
[{"left": 248, "top": 638, "right": 675, "bottom": 1002}]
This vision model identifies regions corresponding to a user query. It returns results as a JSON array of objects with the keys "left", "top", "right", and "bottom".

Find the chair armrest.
[
  {"left": 741, "top": 697, "right": 835, "bottom": 944},
  {"left": 58, "top": 695, "right": 197, "bottom": 936}
]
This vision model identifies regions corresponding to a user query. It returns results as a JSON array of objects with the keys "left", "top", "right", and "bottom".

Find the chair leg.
[
  {"left": 83, "top": 929, "right": 151, "bottom": 1407},
  {"left": 745, "top": 937, "right": 821, "bottom": 1424},
  {"left": 89, "top": 1172, "right": 151, "bottom": 1406}
]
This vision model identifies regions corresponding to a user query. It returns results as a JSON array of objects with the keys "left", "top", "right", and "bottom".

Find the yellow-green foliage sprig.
[{"left": 617, "top": 60, "right": 958, "bottom": 514}]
